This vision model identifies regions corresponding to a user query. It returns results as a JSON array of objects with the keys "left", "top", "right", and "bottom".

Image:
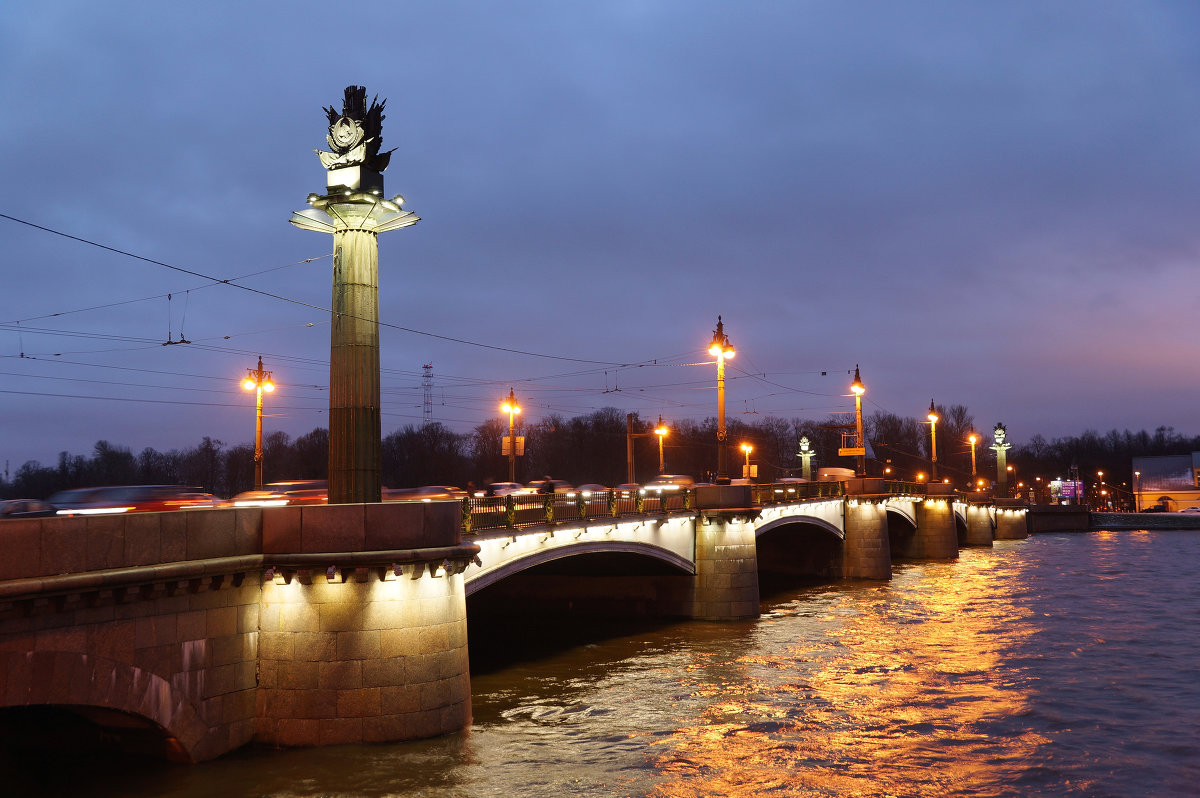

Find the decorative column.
[
  {"left": 990, "top": 422, "right": 1012, "bottom": 497},
  {"left": 291, "top": 86, "right": 419, "bottom": 504},
  {"left": 797, "top": 436, "right": 815, "bottom": 481}
]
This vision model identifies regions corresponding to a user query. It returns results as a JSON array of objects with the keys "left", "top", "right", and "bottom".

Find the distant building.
[{"left": 1131, "top": 454, "right": 1200, "bottom": 511}]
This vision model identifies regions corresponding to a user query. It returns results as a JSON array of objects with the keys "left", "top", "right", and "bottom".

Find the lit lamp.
[
  {"left": 242, "top": 356, "right": 275, "bottom": 491},
  {"left": 850, "top": 365, "right": 866, "bottom": 477},
  {"left": 927, "top": 400, "right": 939, "bottom": 481},
  {"left": 740, "top": 443, "right": 753, "bottom": 480},
  {"left": 501, "top": 388, "right": 521, "bottom": 482},
  {"left": 1134, "top": 470, "right": 1141, "bottom": 512},
  {"left": 708, "top": 315, "right": 736, "bottom": 484},
  {"left": 991, "top": 423, "right": 1012, "bottom": 496},
  {"left": 654, "top": 416, "right": 669, "bottom": 474}
]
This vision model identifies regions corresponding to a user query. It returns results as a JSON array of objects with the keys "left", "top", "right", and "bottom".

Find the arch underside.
[
  {"left": 0, "top": 651, "right": 205, "bottom": 763},
  {"left": 465, "top": 540, "right": 695, "bottom": 597},
  {"left": 755, "top": 514, "right": 844, "bottom": 540}
]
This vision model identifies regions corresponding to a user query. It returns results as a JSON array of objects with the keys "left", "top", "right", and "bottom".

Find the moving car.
[
  {"left": 384, "top": 486, "right": 468, "bottom": 502},
  {"left": 0, "top": 499, "right": 56, "bottom": 518},
  {"left": 49, "top": 485, "right": 222, "bottom": 515}
]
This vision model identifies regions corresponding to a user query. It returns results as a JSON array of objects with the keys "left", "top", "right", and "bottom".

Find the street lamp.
[
  {"left": 740, "top": 443, "right": 753, "bottom": 480},
  {"left": 1134, "top": 470, "right": 1141, "bottom": 512},
  {"left": 501, "top": 388, "right": 521, "bottom": 482},
  {"left": 967, "top": 432, "right": 978, "bottom": 481},
  {"left": 850, "top": 365, "right": 866, "bottom": 476},
  {"left": 927, "top": 399, "right": 939, "bottom": 481},
  {"left": 654, "top": 416, "right": 669, "bottom": 474},
  {"left": 242, "top": 356, "right": 275, "bottom": 491},
  {"left": 708, "top": 315, "right": 736, "bottom": 484}
]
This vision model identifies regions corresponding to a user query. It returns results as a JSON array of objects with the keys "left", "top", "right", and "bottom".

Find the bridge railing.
[
  {"left": 884, "top": 480, "right": 927, "bottom": 497},
  {"left": 751, "top": 481, "right": 846, "bottom": 506},
  {"left": 461, "top": 488, "right": 694, "bottom": 533}
]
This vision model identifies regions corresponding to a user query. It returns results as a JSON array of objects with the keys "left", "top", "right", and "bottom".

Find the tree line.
[{"left": 2, "top": 405, "right": 1194, "bottom": 501}]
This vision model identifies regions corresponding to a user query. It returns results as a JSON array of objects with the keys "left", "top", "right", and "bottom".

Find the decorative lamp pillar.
[
  {"left": 991, "top": 422, "right": 1012, "bottom": 496},
  {"left": 502, "top": 389, "right": 521, "bottom": 483},
  {"left": 797, "top": 436, "right": 815, "bottom": 481},
  {"left": 927, "top": 399, "right": 939, "bottom": 481},
  {"left": 1134, "top": 470, "right": 1141, "bottom": 512},
  {"left": 290, "top": 86, "right": 419, "bottom": 504},
  {"left": 242, "top": 356, "right": 275, "bottom": 491},
  {"left": 708, "top": 316, "right": 736, "bottom": 484},
  {"left": 850, "top": 365, "right": 866, "bottom": 476},
  {"left": 654, "top": 416, "right": 668, "bottom": 474}
]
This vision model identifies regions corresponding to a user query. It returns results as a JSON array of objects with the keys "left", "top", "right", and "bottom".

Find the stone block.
[
  {"left": 276, "top": 660, "right": 319, "bottom": 690},
  {"left": 292, "top": 632, "right": 337, "bottom": 662},
  {"left": 257, "top": 688, "right": 295, "bottom": 720},
  {"left": 320, "top": 717, "right": 364, "bottom": 746},
  {"left": 262, "top": 506, "right": 302, "bottom": 554},
  {"left": 123, "top": 513, "right": 161, "bottom": 567},
  {"left": 40, "top": 517, "right": 87, "bottom": 576},
  {"left": 381, "top": 685, "right": 420, "bottom": 715},
  {"left": 337, "top": 687, "right": 381, "bottom": 717},
  {"left": 279, "top": 603, "right": 320, "bottom": 633},
  {"left": 273, "top": 717, "right": 320, "bottom": 746},
  {"left": 206, "top": 607, "right": 238, "bottom": 638},
  {"left": 363, "top": 713, "right": 410, "bottom": 743},
  {"left": 160, "top": 512, "right": 188, "bottom": 563},
  {"left": 186, "top": 509, "right": 237, "bottom": 561},
  {"left": 362, "top": 657, "right": 406, "bottom": 688},
  {"left": 301, "top": 504, "right": 365, "bottom": 552},
  {"left": 292, "top": 688, "right": 338, "bottom": 719},
  {"left": 233, "top": 508, "right": 263, "bottom": 553},
  {"left": 318, "top": 660, "right": 362, "bottom": 690},
  {"left": 88, "top": 619, "right": 135, "bottom": 662},
  {"left": 364, "top": 502, "right": 426, "bottom": 550},
  {"left": 336, "top": 630, "right": 381, "bottom": 660},
  {"left": 212, "top": 634, "right": 251, "bottom": 667},
  {"left": 34, "top": 625, "right": 86, "bottom": 653},
  {"left": 238, "top": 603, "right": 260, "bottom": 634},
  {"left": 318, "top": 602, "right": 363, "bottom": 632},
  {"left": 86, "top": 515, "right": 126, "bottom": 571}
]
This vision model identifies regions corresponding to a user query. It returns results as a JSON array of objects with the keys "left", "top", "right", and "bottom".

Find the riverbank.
[{"left": 1090, "top": 511, "right": 1200, "bottom": 530}]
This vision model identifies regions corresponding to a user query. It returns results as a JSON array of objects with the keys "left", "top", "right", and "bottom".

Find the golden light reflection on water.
[{"left": 646, "top": 549, "right": 1049, "bottom": 797}]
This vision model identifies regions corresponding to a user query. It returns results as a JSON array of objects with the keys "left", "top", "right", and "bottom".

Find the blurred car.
[
  {"left": 384, "top": 486, "right": 468, "bottom": 502},
  {"left": 527, "top": 479, "right": 573, "bottom": 495},
  {"left": 642, "top": 474, "right": 695, "bottom": 492},
  {"left": 1180, "top": 506, "right": 1200, "bottom": 513},
  {"left": 574, "top": 483, "right": 610, "bottom": 497},
  {"left": 0, "top": 499, "right": 57, "bottom": 518},
  {"left": 230, "top": 480, "right": 328, "bottom": 507},
  {"left": 475, "top": 482, "right": 528, "bottom": 498},
  {"left": 50, "top": 485, "right": 221, "bottom": 515}
]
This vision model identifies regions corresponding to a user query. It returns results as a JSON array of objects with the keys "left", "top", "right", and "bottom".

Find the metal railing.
[
  {"left": 461, "top": 488, "right": 694, "bottom": 534},
  {"left": 751, "top": 481, "right": 846, "bottom": 506}
]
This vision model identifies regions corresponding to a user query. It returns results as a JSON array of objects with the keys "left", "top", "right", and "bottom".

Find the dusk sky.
[{"left": 2, "top": 2, "right": 1198, "bottom": 474}]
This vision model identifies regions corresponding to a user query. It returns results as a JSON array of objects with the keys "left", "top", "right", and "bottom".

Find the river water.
[{"left": 14, "top": 529, "right": 1200, "bottom": 797}]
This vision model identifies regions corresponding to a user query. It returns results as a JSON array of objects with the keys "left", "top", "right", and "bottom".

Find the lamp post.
[
  {"left": 654, "top": 416, "right": 668, "bottom": 474},
  {"left": 927, "top": 399, "right": 939, "bottom": 481},
  {"left": 708, "top": 316, "right": 736, "bottom": 484},
  {"left": 968, "top": 432, "right": 978, "bottom": 483},
  {"left": 850, "top": 365, "right": 866, "bottom": 477},
  {"left": 740, "top": 443, "right": 753, "bottom": 480},
  {"left": 501, "top": 388, "right": 521, "bottom": 483},
  {"left": 1134, "top": 470, "right": 1141, "bottom": 512},
  {"left": 242, "top": 356, "right": 275, "bottom": 491}
]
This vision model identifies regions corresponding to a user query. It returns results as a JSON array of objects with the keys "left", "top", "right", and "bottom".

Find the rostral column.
[{"left": 290, "top": 86, "right": 419, "bottom": 504}]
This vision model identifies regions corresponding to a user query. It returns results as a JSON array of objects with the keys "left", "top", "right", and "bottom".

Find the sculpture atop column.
[
  {"left": 991, "top": 422, "right": 1012, "bottom": 496},
  {"left": 291, "top": 85, "right": 419, "bottom": 504}
]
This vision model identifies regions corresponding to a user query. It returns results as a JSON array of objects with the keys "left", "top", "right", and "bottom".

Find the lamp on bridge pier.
[
  {"left": 708, "top": 316, "right": 736, "bottom": 484},
  {"left": 501, "top": 389, "right": 522, "bottom": 483},
  {"left": 242, "top": 356, "right": 275, "bottom": 491},
  {"left": 927, "top": 400, "right": 939, "bottom": 481},
  {"left": 654, "top": 416, "right": 669, "bottom": 474},
  {"left": 1134, "top": 470, "right": 1141, "bottom": 512}
]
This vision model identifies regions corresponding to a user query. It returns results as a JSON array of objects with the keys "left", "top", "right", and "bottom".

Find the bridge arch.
[
  {"left": 755, "top": 514, "right": 845, "bottom": 541},
  {"left": 465, "top": 539, "right": 694, "bottom": 597},
  {"left": 0, "top": 651, "right": 206, "bottom": 763}
]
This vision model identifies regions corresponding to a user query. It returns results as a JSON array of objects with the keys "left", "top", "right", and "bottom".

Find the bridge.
[{"left": 0, "top": 482, "right": 1026, "bottom": 762}]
